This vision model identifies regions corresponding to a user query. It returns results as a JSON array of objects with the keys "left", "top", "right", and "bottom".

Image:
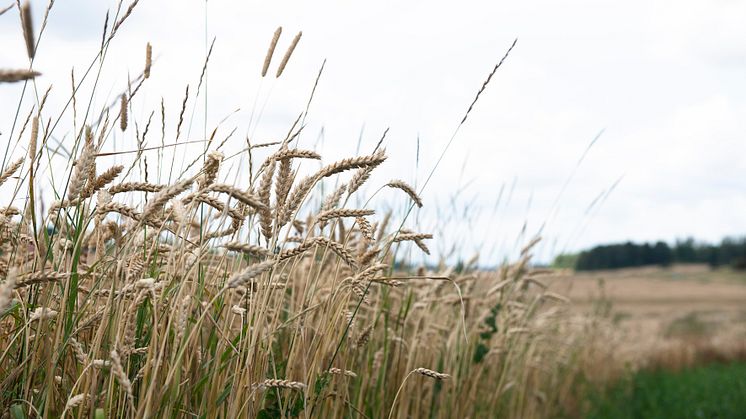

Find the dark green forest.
[{"left": 554, "top": 237, "right": 746, "bottom": 271}]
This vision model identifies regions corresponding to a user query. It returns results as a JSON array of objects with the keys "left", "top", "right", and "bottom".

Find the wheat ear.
[
  {"left": 120, "top": 94, "right": 128, "bottom": 131},
  {"left": 0, "top": 69, "right": 40, "bottom": 83},
  {"left": 144, "top": 42, "right": 152, "bottom": 78},
  {"left": 276, "top": 31, "right": 302, "bottom": 78},
  {"left": 262, "top": 26, "right": 282, "bottom": 77},
  {"left": 20, "top": 1, "right": 35, "bottom": 59},
  {"left": 385, "top": 180, "right": 423, "bottom": 207}
]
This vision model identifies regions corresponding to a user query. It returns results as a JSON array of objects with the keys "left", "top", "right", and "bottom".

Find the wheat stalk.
[
  {"left": 256, "top": 379, "right": 306, "bottom": 391},
  {"left": 20, "top": 1, "right": 34, "bottom": 59},
  {"left": 317, "top": 208, "right": 375, "bottom": 224},
  {"left": 385, "top": 180, "right": 422, "bottom": 208},
  {"left": 222, "top": 242, "right": 271, "bottom": 258},
  {"left": 144, "top": 42, "right": 152, "bottom": 78},
  {"left": 327, "top": 368, "right": 357, "bottom": 378},
  {"left": 0, "top": 158, "right": 24, "bottom": 187},
  {"left": 207, "top": 184, "right": 266, "bottom": 211},
  {"left": 276, "top": 31, "right": 302, "bottom": 78},
  {"left": 109, "top": 182, "right": 164, "bottom": 194},
  {"left": 120, "top": 94, "right": 128, "bottom": 131},
  {"left": 226, "top": 260, "right": 276, "bottom": 289},
  {"left": 0, "top": 69, "right": 40, "bottom": 83},
  {"left": 262, "top": 26, "right": 282, "bottom": 77},
  {"left": 141, "top": 179, "right": 192, "bottom": 221}
]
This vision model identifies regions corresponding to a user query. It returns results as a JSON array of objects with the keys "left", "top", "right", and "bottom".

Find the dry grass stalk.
[
  {"left": 67, "top": 134, "right": 95, "bottom": 201},
  {"left": 29, "top": 307, "right": 57, "bottom": 322},
  {"left": 174, "top": 295, "right": 191, "bottom": 343},
  {"left": 275, "top": 31, "right": 302, "bottom": 78},
  {"left": 0, "top": 158, "right": 24, "bottom": 187},
  {"left": 20, "top": 1, "right": 34, "bottom": 59},
  {"left": 256, "top": 379, "right": 306, "bottom": 391},
  {"left": 144, "top": 42, "right": 152, "bottom": 78},
  {"left": 222, "top": 242, "right": 271, "bottom": 258},
  {"left": 262, "top": 26, "right": 282, "bottom": 77},
  {"left": 141, "top": 179, "right": 192, "bottom": 221},
  {"left": 0, "top": 69, "right": 40, "bottom": 83},
  {"left": 198, "top": 151, "right": 223, "bottom": 189},
  {"left": 393, "top": 232, "right": 433, "bottom": 243},
  {"left": 310, "top": 237, "right": 358, "bottom": 268},
  {"left": 317, "top": 208, "right": 375, "bottom": 224},
  {"left": 15, "top": 272, "right": 67, "bottom": 288},
  {"left": 541, "top": 292, "right": 570, "bottom": 303},
  {"left": 0, "top": 3, "right": 13, "bottom": 16},
  {"left": 65, "top": 393, "right": 90, "bottom": 409},
  {"left": 111, "top": 0, "right": 141, "bottom": 36},
  {"left": 323, "top": 150, "right": 387, "bottom": 178},
  {"left": 110, "top": 350, "right": 133, "bottom": 400},
  {"left": 120, "top": 94, "right": 128, "bottom": 131},
  {"left": 327, "top": 368, "right": 357, "bottom": 378},
  {"left": 356, "top": 216, "right": 373, "bottom": 241},
  {"left": 97, "top": 201, "right": 141, "bottom": 221},
  {"left": 356, "top": 263, "right": 388, "bottom": 280},
  {"left": 274, "top": 148, "right": 320, "bottom": 160},
  {"left": 393, "top": 231, "right": 433, "bottom": 255},
  {"left": 207, "top": 184, "right": 266, "bottom": 211},
  {"left": 413, "top": 367, "right": 451, "bottom": 380},
  {"left": 355, "top": 324, "right": 374, "bottom": 348},
  {"left": 183, "top": 193, "right": 244, "bottom": 222},
  {"left": 89, "top": 165, "right": 124, "bottom": 194},
  {"left": 28, "top": 117, "right": 38, "bottom": 164},
  {"left": 321, "top": 184, "right": 347, "bottom": 213},
  {"left": 274, "top": 158, "right": 293, "bottom": 212},
  {"left": 0, "top": 19, "right": 605, "bottom": 419},
  {"left": 258, "top": 160, "right": 275, "bottom": 241},
  {"left": 226, "top": 260, "right": 275, "bottom": 289},
  {"left": 385, "top": 180, "right": 422, "bottom": 208},
  {"left": 109, "top": 182, "right": 164, "bottom": 194},
  {"left": 68, "top": 337, "right": 89, "bottom": 364}
]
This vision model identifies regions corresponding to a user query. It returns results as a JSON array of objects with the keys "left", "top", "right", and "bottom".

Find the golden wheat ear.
[
  {"left": 262, "top": 26, "right": 282, "bottom": 77},
  {"left": 276, "top": 31, "right": 302, "bottom": 78},
  {"left": 119, "top": 94, "right": 128, "bottom": 131}
]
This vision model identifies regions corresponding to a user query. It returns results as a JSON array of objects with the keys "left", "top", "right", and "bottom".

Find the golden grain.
[
  {"left": 120, "top": 94, "right": 128, "bottom": 131},
  {"left": 275, "top": 31, "right": 302, "bottom": 78},
  {"left": 262, "top": 27, "right": 282, "bottom": 77}
]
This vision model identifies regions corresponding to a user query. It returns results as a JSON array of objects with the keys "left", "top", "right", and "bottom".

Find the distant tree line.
[{"left": 555, "top": 237, "right": 746, "bottom": 271}]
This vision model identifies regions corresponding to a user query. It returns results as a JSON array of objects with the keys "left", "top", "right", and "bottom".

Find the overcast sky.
[{"left": 2, "top": 0, "right": 745, "bottom": 263}]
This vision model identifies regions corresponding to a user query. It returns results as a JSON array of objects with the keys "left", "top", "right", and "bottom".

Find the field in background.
[
  {"left": 546, "top": 265, "right": 746, "bottom": 417},
  {"left": 551, "top": 265, "right": 746, "bottom": 363}
]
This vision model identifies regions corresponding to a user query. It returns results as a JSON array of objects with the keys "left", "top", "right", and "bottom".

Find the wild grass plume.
[{"left": 0, "top": 3, "right": 600, "bottom": 419}]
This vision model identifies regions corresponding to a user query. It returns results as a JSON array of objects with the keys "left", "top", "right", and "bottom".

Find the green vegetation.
[
  {"left": 585, "top": 362, "right": 746, "bottom": 419},
  {"left": 554, "top": 237, "right": 746, "bottom": 271}
]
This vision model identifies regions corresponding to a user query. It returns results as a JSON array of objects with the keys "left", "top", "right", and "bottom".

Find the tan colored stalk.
[
  {"left": 262, "top": 26, "right": 282, "bottom": 77},
  {"left": 20, "top": 1, "right": 34, "bottom": 58},
  {"left": 144, "top": 42, "right": 152, "bottom": 78},
  {"left": 0, "top": 69, "right": 40, "bottom": 83},
  {"left": 385, "top": 180, "right": 423, "bottom": 207},
  {"left": 275, "top": 31, "right": 302, "bottom": 78},
  {"left": 120, "top": 94, "right": 128, "bottom": 131}
]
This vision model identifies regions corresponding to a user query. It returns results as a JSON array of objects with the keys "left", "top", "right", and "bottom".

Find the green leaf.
[{"left": 10, "top": 404, "right": 26, "bottom": 419}]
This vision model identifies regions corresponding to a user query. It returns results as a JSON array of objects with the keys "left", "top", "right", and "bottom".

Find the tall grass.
[{"left": 0, "top": 1, "right": 597, "bottom": 418}]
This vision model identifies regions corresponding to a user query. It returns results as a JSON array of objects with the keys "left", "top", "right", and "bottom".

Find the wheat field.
[{"left": 0, "top": 2, "right": 603, "bottom": 418}]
